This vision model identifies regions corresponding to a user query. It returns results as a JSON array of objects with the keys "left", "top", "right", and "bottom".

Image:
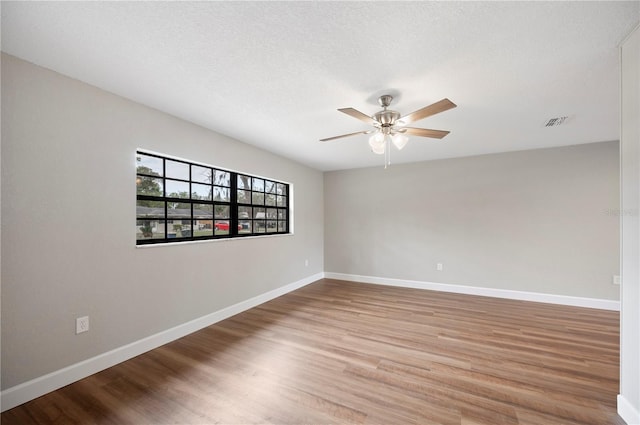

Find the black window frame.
[{"left": 136, "top": 151, "right": 290, "bottom": 245}]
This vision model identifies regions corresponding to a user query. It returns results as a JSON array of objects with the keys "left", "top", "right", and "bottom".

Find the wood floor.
[{"left": 2, "top": 279, "right": 623, "bottom": 425}]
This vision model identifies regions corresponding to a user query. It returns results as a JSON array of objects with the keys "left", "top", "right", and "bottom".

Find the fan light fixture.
[
  {"left": 320, "top": 94, "right": 457, "bottom": 168},
  {"left": 367, "top": 131, "right": 410, "bottom": 168},
  {"left": 368, "top": 132, "right": 409, "bottom": 154}
]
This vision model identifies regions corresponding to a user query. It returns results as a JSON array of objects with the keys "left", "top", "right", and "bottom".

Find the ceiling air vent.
[{"left": 543, "top": 116, "right": 569, "bottom": 127}]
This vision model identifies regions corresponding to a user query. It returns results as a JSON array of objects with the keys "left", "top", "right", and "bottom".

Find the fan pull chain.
[{"left": 384, "top": 137, "right": 391, "bottom": 169}]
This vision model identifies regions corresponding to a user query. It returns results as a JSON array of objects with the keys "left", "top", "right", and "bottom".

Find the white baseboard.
[
  {"left": 324, "top": 272, "right": 621, "bottom": 311},
  {"left": 0, "top": 272, "right": 323, "bottom": 412},
  {"left": 619, "top": 394, "right": 640, "bottom": 425}
]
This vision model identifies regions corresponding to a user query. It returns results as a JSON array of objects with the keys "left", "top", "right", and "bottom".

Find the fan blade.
[
  {"left": 400, "top": 98, "right": 457, "bottom": 124},
  {"left": 403, "top": 127, "right": 450, "bottom": 139},
  {"left": 338, "top": 108, "right": 377, "bottom": 125},
  {"left": 320, "top": 130, "right": 371, "bottom": 142}
]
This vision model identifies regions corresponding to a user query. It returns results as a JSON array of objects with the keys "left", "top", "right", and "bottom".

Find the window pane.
[
  {"left": 252, "top": 192, "right": 264, "bottom": 205},
  {"left": 166, "top": 180, "right": 190, "bottom": 198},
  {"left": 137, "top": 220, "right": 165, "bottom": 240},
  {"left": 237, "top": 189, "right": 250, "bottom": 204},
  {"left": 238, "top": 206, "right": 251, "bottom": 220},
  {"left": 192, "top": 165, "right": 212, "bottom": 184},
  {"left": 252, "top": 178, "right": 264, "bottom": 192},
  {"left": 265, "top": 194, "right": 276, "bottom": 206},
  {"left": 215, "top": 205, "right": 230, "bottom": 219},
  {"left": 237, "top": 175, "right": 251, "bottom": 190},
  {"left": 214, "top": 220, "right": 232, "bottom": 235},
  {"left": 165, "top": 160, "right": 189, "bottom": 180},
  {"left": 254, "top": 221, "right": 266, "bottom": 233},
  {"left": 136, "top": 154, "right": 163, "bottom": 176},
  {"left": 213, "top": 186, "right": 230, "bottom": 202},
  {"left": 276, "top": 195, "right": 287, "bottom": 207},
  {"left": 265, "top": 180, "right": 276, "bottom": 194},
  {"left": 193, "top": 203, "right": 213, "bottom": 219},
  {"left": 193, "top": 220, "right": 214, "bottom": 237},
  {"left": 137, "top": 176, "right": 163, "bottom": 197},
  {"left": 214, "top": 170, "right": 230, "bottom": 187},
  {"left": 179, "top": 223, "right": 193, "bottom": 237},
  {"left": 239, "top": 220, "right": 252, "bottom": 234},
  {"left": 266, "top": 208, "right": 278, "bottom": 219},
  {"left": 192, "top": 183, "right": 212, "bottom": 200},
  {"left": 254, "top": 207, "right": 265, "bottom": 219},
  {"left": 278, "top": 221, "right": 287, "bottom": 232},
  {"left": 168, "top": 221, "right": 191, "bottom": 238},
  {"left": 136, "top": 200, "right": 165, "bottom": 218},
  {"left": 277, "top": 209, "right": 286, "bottom": 220},
  {"left": 267, "top": 220, "right": 277, "bottom": 231},
  {"left": 167, "top": 202, "right": 191, "bottom": 218},
  {"left": 277, "top": 183, "right": 287, "bottom": 196}
]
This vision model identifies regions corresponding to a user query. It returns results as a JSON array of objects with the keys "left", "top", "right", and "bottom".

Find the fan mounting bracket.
[{"left": 378, "top": 94, "right": 394, "bottom": 108}]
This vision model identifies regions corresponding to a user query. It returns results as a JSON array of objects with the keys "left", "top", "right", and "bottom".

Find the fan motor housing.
[{"left": 374, "top": 110, "right": 401, "bottom": 126}]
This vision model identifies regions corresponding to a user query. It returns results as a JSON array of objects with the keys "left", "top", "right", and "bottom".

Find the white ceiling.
[{"left": 2, "top": 1, "right": 639, "bottom": 171}]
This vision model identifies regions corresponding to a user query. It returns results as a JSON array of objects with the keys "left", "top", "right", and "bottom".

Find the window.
[{"left": 136, "top": 151, "right": 290, "bottom": 245}]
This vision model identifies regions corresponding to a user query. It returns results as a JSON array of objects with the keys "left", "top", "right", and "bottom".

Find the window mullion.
[
  {"left": 163, "top": 158, "right": 168, "bottom": 240},
  {"left": 230, "top": 172, "right": 238, "bottom": 236}
]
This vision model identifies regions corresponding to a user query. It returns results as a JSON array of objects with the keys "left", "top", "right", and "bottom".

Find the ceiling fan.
[{"left": 320, "top": 94, "right": 457, "bottom": 166}]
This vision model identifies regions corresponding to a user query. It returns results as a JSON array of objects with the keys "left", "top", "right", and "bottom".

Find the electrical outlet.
[
  {"left": 76, "top": 316, "right": 89, "bottom": 334},
  {"left": 613, "top": 275, "right": 621, "bottom": 285},
  {"left": 437, "top": 263, "right": 443, "bottom": 271}
]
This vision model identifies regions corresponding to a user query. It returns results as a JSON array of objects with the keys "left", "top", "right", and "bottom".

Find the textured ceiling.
[{"left": 2, "top": 1, "right": 639, "bottom": 171}]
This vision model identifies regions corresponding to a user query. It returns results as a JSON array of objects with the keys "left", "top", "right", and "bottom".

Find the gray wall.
[
  {"left": 1, "top": 54, "right": 324, "bottom": 389},
  {"left": 620, "top": 24, "right": 640, "bottom": 422},
  {"left": 325, "top": 142, "right": 620, "bottom": 300}
]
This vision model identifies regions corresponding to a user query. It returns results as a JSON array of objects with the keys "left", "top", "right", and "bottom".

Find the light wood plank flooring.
[{"left": 2, "top": 279, "right": 623, "bottom": 424}]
